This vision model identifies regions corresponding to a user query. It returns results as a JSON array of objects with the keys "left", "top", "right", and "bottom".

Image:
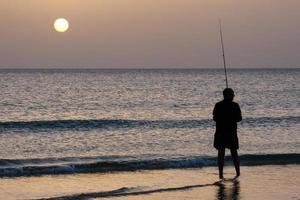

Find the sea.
[{"left": 0, "top": 68, "right": 299, "bottom": 177}]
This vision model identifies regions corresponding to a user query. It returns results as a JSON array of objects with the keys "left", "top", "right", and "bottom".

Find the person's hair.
[{"left": 223, "top": 88, "right": 234, "bottom": 96}]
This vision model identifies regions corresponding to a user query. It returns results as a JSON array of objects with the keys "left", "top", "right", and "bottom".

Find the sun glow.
[{"left": 54, "top": 18, "right": 69, "bottom": 32}]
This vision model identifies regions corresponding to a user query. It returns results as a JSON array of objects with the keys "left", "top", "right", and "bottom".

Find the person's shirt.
[{"left": 213, "top": 100, "right": 242, "bottom": 133}]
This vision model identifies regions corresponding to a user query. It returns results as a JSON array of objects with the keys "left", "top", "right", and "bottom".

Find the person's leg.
[
  {"left": 218, "top": 148, "right": 225, "bottom": 179},
  {"left": 230, "top": 149, "right": 240, "bottom": 177}
]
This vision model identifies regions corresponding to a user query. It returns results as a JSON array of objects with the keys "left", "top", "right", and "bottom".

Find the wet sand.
[{"left": 0, "top": 165, "right": 299, "bottom": 200}]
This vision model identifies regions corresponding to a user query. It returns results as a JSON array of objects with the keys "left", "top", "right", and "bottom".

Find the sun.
[{"left": 54, "top": 18, "right": 69, "bottom": 32}]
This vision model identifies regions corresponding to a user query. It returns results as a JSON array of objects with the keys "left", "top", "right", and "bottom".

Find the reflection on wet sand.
[{"left": 216, "top": 179, "right": 240, "bottom": 200}]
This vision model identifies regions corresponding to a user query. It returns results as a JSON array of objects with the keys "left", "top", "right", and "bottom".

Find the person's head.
[{"left": 223, "top": 88, "right": 235, "bottom": 101}]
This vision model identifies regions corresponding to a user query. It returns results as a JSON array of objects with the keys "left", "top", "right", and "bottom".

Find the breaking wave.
[
  {"left": 0, "top": 153, "right": 299, "bottom": 177},
  {"left": 0, "top": 116, "right": 299, "bottom": 131}
]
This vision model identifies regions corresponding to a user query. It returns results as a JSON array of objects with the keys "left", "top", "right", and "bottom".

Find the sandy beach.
[{"left": 0, "top": 165, "right": 299, "bottom": 200}]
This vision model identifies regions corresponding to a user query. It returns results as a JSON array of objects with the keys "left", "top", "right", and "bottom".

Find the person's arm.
[
  {"left": 236, "top": 104, "right": 242, "bottom": 122},
  {"left": 213, "top": 104, "right": 218, "bottom": 122}
]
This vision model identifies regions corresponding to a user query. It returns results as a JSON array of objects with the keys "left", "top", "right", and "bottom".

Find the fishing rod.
[{"left": 219, "top": 20, "right": 229, "bottom": 88}]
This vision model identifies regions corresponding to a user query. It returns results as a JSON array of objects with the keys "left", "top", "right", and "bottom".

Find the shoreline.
[
  {"left": 0, "top": 153, "right": 299, "bottom": 178},
  {"left": 0, "top": 165, "right": 299, "bottom": 200}
]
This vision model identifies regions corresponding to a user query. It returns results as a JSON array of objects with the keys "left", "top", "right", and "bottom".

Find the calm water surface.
[{"left": 0, "top": 69, "right": 299, "bottom": 164}]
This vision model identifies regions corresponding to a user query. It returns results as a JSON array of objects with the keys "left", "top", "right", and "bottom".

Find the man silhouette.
[{"left": 213, "top": 88, "right": 242, "bottom": 179}]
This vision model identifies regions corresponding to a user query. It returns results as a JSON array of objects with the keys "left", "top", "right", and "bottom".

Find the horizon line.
[{"left": 0, "top": 67, "right": 299, "bottom": 70}]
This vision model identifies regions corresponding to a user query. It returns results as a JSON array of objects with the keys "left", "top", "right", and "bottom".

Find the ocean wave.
[
  {"left": 0, "top": 119, "right": 211, "bottom": 130},
  {"left": 0, "top": 116, "right": 299, "bottom": 131},
  {"left": 0, "top": 154, "right": 299, "bottom": 178}
]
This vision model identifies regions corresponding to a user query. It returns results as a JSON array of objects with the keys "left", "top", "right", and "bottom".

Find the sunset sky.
[{"left": 1, "top": 0, "right": 299, "bottom": 68}]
